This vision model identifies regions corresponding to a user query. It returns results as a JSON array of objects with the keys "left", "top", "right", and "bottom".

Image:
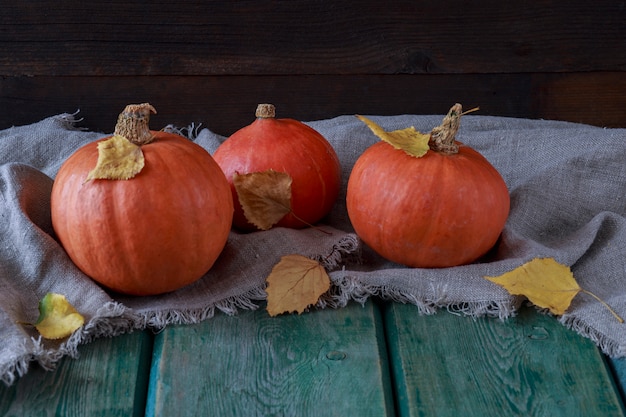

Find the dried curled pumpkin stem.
[
  {"left": 114, "top": 103, "right": 157, "bottom": 145},
  {"left": 429, "top": 103, "right": 479, "bottom": 155}
]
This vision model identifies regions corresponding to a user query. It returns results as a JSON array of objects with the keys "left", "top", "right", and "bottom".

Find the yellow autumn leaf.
[
  {"left": 265, "top": 254, "right": 331, "bottom": 316},
  {"left": 86, "top": 134, "right": 145, "bottom": 181},
  {"left": 485, "top": 258, "right": 623, "bottom": 322},
  {"left": 356, "top": 115, "right": 430, "bottom": 158},
  {"left": 485, "top": 258, "right": 580, "bottom": 315},
  {"left": 233, "top": 169, "right": 292, "bottom": 230},
  {"left": 34, "top": 293, "right": 85, "bottom": 339}
]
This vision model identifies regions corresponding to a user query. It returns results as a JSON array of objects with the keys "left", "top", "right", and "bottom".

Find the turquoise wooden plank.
[
  {"left": 146, "top": 300, "right": 394, "bottom": 417},
  {"left": 0, "top": 330, "right": 152, "bottom": 417},
  {"left": 385, "top": 304, "right": 626, "bottom": 417}
]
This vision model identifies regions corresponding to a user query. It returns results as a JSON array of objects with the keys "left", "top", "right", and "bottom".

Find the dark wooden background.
[{"left": 1, "top": 1, "right": 624, "bottom": 136}]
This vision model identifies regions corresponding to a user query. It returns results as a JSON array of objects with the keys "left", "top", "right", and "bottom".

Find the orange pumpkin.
[
  {"left": 346, "top": 108, "right": 510, "bottom": 268},
  {"left": 213, "top": 104, "right": 341, "bottom": 231},
  {"left": 51, "top": 104, "right": 233, "bottom": 295}
]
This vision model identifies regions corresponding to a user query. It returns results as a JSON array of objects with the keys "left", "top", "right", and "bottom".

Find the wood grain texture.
[
  {"left": 533, "top": 72, "right": 626, "bottom": 127},
  {"left": 1, "top": 73, "right": 530, "bottom": 135},
  {"left": 2, "top": 72, "right": 624, "bottom": 137},
  {"left": 0, "top": 331, "right": 153, "bottom": 417},
  {"left": 385, "top": 304, "right": 626, "bottom": 417},
  {"left": 146, "top": 301, "right": 394, "bottom": 417},
  {"left": 1, "top": 1, "right": 623, "bottom": 76},
  {"left": 0, "top": 1, "right": 624, "bottom": 130}
]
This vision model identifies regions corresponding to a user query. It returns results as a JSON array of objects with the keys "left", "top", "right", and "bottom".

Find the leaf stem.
[
  {"left": 287, "top": 208, "right": 332, "bottom": 235},
  {"left": 264, "top": 196, "right": 332, "bottom": 235},
  {"left": 580, "top": 289, "right": 624, "bottom": 323}
]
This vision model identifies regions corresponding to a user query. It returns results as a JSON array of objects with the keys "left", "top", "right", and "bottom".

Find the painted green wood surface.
[
  {"left": 385, "top": 304, "right": 626, "bottom": 417},
  {"left": 146, "top": 301, "right": 394, "bottom": 417},
  {"left": 0, "top": 330, "right": 153, "bottom": 417}
]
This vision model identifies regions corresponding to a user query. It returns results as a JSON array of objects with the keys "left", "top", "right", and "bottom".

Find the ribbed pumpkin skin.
[
  {"left": 214, "top": 117, "right": 341, "bottom": 231},
  {"left": 346, "top": 141, "right": 510, "bottom": 268},
  {"left": 51, "top": 131, "right": 234, "bottom": 295}
]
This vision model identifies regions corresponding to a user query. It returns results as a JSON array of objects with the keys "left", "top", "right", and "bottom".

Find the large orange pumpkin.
[
  {"left": 213, "top": 104, "right": 341, "bottom": 231},
  {"left": 346, "top": 106, "right": 510, "bottom": 268},
  {"left": 51, "top": 104, "right": 233, "bottom": 295}
]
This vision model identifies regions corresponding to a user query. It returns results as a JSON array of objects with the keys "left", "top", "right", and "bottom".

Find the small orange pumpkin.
[
  {"left": 213, "top": 104, "right": 341, "bottom": 231},
  {"left": 51, "top": 104, "right": 233, "bottom": 295},
  {"left": 347, "top": 105, "right": 510, "bottom": 268}
]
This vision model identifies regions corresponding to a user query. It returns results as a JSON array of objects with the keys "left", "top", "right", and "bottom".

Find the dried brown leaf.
[
  {"left": 266, "top": 254, "right": 331, "bottom": 316},
  {"left": 233, "top": 169, "right": 292, "bottom": 230}
]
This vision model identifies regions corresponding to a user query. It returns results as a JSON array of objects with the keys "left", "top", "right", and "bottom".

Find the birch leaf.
[
  {"left": 485, "top": 257, "right": 623, "bottom": 322},
  {"left": 485, "top": 258, "right": 579, "bottom": 315},
  {"left": 34, "top": 293, "right": 85, "bottom": 339},
  {"left": 266, "top": 254, "right": 330, "bottom": 316},
  {"left": 86, "top": 134, "right": 145, "bottom": 181},
  {"left": 356, "top": 115, "right": 430, "bottom": 158},
  {"left": 233, "top": 169, "right": 292, "bottom": 230}
]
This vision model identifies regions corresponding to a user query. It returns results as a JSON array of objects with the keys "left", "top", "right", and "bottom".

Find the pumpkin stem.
[
  {"left": 429, "top": 104, "right": 479, "bottom": 155},
  {"left": 114, "top": 103, "right": 157, "bottom": 145},
  {"left": 255, "top": 103, "right": 276, "bottom": 119}
]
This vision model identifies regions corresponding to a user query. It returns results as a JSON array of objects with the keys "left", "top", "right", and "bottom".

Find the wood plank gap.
[
  {"left": 607, "top": 357, "right": 626, "bottom": 407},
  {"left": 132, "top": 330, "right": 156, "bottom": 417}
]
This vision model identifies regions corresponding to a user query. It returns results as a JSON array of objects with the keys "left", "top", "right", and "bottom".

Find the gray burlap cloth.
[{"left": 2, "top": 111, "right": 626, "bottom": 385}]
